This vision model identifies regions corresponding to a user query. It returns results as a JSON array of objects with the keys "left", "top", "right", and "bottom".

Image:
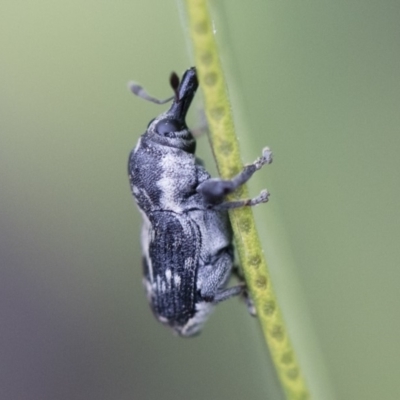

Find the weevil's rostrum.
[{"left": 128, "top": 67, "right": 272, "bottom": 336}]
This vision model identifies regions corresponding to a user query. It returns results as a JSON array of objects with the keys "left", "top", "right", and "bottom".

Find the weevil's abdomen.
[{"left": 142, "top": 211, "right": 202, "bottom": 328}]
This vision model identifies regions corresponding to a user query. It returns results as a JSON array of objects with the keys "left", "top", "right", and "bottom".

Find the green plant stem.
[{"left": 183, "top": 1, "right": 309, "bottom": 399}]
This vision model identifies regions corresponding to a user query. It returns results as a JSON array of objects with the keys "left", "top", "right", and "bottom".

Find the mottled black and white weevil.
[{"left": 128, "top": 67, "right": 272, "bottom": 336}]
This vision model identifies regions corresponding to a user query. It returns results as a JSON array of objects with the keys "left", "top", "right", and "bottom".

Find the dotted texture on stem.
[{"left": 184, "top": 1, "right": 310, "bottom": 399}]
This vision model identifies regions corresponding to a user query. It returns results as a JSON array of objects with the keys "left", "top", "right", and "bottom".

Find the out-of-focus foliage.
[{"left": 1, "top": 1, "right": 400, "bottom": 399}]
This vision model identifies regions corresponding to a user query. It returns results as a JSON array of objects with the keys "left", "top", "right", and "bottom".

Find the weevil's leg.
[
  {"left": 196, "top": 147, "right": 273, "bottom": 203},
  {"left": 198, "top": 251, "right": 250, "bottom": 305},
  {"left": 191, "top": 125, "right": 208, "bottom": 138},
  {"left": 229, "top": 147, "right": 273, "bottom": 187},
  {"left": 191, "top": 109, "right": 209, "bottom": 138},
  {"left": 210, "top": 189, "right": 270, "bottom": 211},
  {"left": 197, "top": 251, "right": 233, "bottom": 301},
  {"left": 212, "top": 284, "right": 245, "bottom": 303},
  {"left": 211, "top": 283, "right": 256, "bottom": 316},
  {"left": 241, "top": 289, "right": 257, "bottom": 316},
  {"left": 231, "top": 266, "right": 257, "bottom": 316},
  {"left": 199, "top": 254, "right": 257, "bottom": 312}
]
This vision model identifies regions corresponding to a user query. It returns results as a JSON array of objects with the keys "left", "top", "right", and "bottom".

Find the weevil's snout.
[{"left": 167, "top": 67, "right": 198, "bottom": 122}]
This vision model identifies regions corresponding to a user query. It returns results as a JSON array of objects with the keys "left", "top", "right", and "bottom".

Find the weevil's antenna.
[
  {"left": 128, "top": 71, "right": 180, "bottom": 105},
  {"left": 169, "top": 72, "right": 180, "bottom": 102}
]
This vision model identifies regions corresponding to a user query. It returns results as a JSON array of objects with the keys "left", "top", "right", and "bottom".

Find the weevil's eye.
[{"left": 155, "top": 119, "right": 185, "bottom": 137}]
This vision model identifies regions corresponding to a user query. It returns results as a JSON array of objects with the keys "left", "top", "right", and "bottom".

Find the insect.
[{"left": 128, "top": 67, "right": 272, "bottom": 336}]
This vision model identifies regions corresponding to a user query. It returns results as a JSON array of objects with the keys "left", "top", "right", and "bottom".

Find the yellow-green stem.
[{"left": 184, "top": 1, "right": 309, "bottom": 399}]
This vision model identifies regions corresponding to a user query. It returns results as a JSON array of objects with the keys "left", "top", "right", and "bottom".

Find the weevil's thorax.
[{"left": 129, "top": 67, "right": 202, "bottom": 213}]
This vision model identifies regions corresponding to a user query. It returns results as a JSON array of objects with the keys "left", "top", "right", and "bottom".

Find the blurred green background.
[{"left": 1, "top": 1, "right": 399, "bottom": 399}]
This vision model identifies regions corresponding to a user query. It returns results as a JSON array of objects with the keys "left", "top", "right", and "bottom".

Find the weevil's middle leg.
[{"left": 210, "top": 189, "right": 269, "bottom": 211}]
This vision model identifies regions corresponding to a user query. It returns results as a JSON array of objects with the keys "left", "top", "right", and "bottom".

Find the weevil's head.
[{"left": 146, "top": 67, "right": 198, "bottom": 153}]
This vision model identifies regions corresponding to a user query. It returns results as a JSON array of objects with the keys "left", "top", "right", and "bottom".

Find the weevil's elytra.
[{"left": 128, "top": 67, "right": 272, "bottom": 337}]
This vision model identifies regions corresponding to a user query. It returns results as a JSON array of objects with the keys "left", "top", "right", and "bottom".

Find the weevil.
[{"left": 128, "top": 67, "right": 272, "bottom": 336}]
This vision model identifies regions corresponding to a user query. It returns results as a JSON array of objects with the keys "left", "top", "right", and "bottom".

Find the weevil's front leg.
[{"left": 196, "top": 147, "right": 272, "bottom": 203}]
